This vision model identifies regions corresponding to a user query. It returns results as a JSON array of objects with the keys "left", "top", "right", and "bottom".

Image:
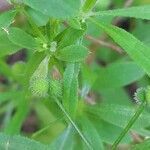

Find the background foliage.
[{"left": 0, "top": 0, "right": 150, "bottom": 149}]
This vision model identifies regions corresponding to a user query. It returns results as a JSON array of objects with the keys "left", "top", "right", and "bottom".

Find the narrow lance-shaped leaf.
[
  {"left": 90, "top": 19, "right": 150, "bottom": 75},
  {"left": 24, "top": 51, "right": 45, "bottom": 84},
  {"left": 23, "top": 0, "right": 81, "bottom": 19},
  {"left": 0, "top": 91, "right": 23, "bottom": 105},
  {"left": 90, "top": 118, "right": 132, "bottom": 144},
  {"left": 7, "top": 27, "right": 37, "bottom": 50},
  {"left": 54, "top": 98, "right": 92, "bottom": 149},
  {"left": 82, "top": 0, "right": 97, "bottom": 13},
  {"left": 56, "top": 45, "right": 89, "bottom": 62},
  {"left": 79, "top": 116, "right": 104, "bottom": 150},
  {"left": 49, "top": 125, "right": 74, "bottom": 150},
  {"left": 93, "top": 5, "right": 150, "bottom": 20},
  {"left": 0, "top": 59, "right": 14, "bottom": 80},
  {"left": 0, "top": 133, "right": 48, "bottom": 150},
  {"left": 4, "top": 97, "right": 29, "bottom": 135},
  {"left": 0, "top": 10, "right": 16, "bottom": 29},
  {"left": 86, "top": 104, "right": 150, "bottom": 129},
  {"left": 0, "top": 32, "right": 21, "bottom": 57},
  {"left": 55, "top": 27, "right": 86, "bottom": 49},
  {"left": 63, "top": 63, "right": 80, "bottom": 118},
  {"left": 26, "top": 8, "right": 49, "bottom": 26},
  {"left": 100, "top": 88, "right": 131, "bottom": 105},
  {"left": 67, "top": 19, "right": 82, "bottom": 30},
  {"left": 94, "top": 62, "right": 145, "bottom": 89},
  {"left": 132, "top": 139, "right": 150, "bottom": 150}
]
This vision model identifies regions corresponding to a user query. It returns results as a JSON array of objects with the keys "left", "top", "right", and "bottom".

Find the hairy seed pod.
[
  {"left": 134, "top": 86, "right": 150, "bottom": 105},
  {"left": 145, "top": 86, "right": 150, "bottom": 104},
  {"left": 134, "top": 88, "right": 145, "bottom": 104},
  {"left": 29, "top": 56, "right": 50, "bottom": 98},
  {"left": 30, "top": 78, "right": 49, "bottom": 97},
  {"left": 49, "top": 79, "right": 62, "bottom": 98}
]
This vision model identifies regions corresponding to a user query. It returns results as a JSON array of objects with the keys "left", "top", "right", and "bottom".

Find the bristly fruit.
[
  {"left": 30, "top": 78, "right": 49, "bottom": 97},
  {"left": 145, "top": 86, "right": 150, "bottom": 104},
  {"left": 49, "top": 79, "right": 62, "bottom": 98},
  {"left": 29, "top": 56, "right": 50, "bottom": 98},
  {"left": 134, "top": 86, "right": 150, "bottom": 105}
]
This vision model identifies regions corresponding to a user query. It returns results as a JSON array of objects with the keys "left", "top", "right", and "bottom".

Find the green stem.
[
  {"left": 112, "top": 101, "right": 146, "bottom": 150},
  {"left": 54, "top": 98, "right": 93, "bottom": 150}
]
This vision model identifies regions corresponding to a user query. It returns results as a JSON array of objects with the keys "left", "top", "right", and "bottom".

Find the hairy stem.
[
  {"left": 112, "top": 101, "right": 146, "bottom": 149},
  {"left": 54, "top": 98, "right": 93, "bottom": 150}
]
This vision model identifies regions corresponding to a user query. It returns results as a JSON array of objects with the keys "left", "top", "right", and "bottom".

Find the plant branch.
[
  {"left": 124, "top": 0, "right": 134, "bottom": 8},
  {"left": 85, "top": 35, "right": 123, "bottom": 54}
]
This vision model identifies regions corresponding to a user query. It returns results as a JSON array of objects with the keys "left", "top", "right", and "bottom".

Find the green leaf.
[
  {"left": 94, "top": 5, "right": 150, "bottom": 20},
  {"left": 90, "top": 19, "right": 150, "bottom": 75},
  {"left": 0, "top": 59, "right": 14, "bottom": 80},
  {"left": 67, "top": 19, "right": 82, "bottom": 30},
  {"left": 0, "top": 32, "right": 21, "bottom": 57},
  {"left": 0, "top": 91, "right": 22, "bottom": 105},
  {"left": 63, "top": 63, "right": 80, "bottom": 117},
  {"left": 55, "top": 27, "right": 86, "bottom": 49},
  {"left": 89, "top": 118, "right": 132, "bottom": 144},
  {"left": 82, "top": 0, "right": 97, "bottom": 13},
  {"left": 24, "top": 51, "right": 45, "bottom": 84},
  {"left": 100, "top": 88, "right": 131, "bottom": 105},
  {"left": 49, "top": 125, "right": 74, "bottom": 150},
  {"left": 23, "top": 0, "right": 81, "bottom": 19},
  {"left": 94, "top": 62, "right": 145, "bottom": 89},
  {"left": 4, "top": 97, "right": 29, "bottom": 135},
  {"left": 27, "top": 8, "right": 49, "bottom": 26},
  {"left": 7, "top": 27, "right": 37, "bottom": 50},
  {"left": 56, "top": 45, "right": 89, "bottom": 62},
  {"left": 86, "top": 104, "right": 150, "bottom": 129},
  {"left": 132, "top": 139, "right": 150, "bottom": 150},
  {"left": 0, "top": 10, "right": 16, "bottom": 29},
  {"left": 137, "top": 128, "right": 150, "bottom": 137},
  {"left": 11, "top": 61, "right": 26, "bottom": 83},
  {"left": 0, "top": 133, "right": 48, "bottom": 150},
  {"left": 54, "top": 98, "right": 92, "bottom": 149},
  {"left": 79, "top": 116, "right": 104, "bottom": 150},
  {"left": 81, "top": 64, "right": 97, "bottom": 86},
  {"left": 133, "top": 21, "right": 150, "bottom": 47}
]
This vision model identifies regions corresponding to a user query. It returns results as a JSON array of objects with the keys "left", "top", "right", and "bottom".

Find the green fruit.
[
  {"left": 145, "top": 86, "right": 150, "bottom": 104},
  {"left": 134, "top": 88, "right": 145, "bottom": 104},
  {"left": 30, "top": 78, "right": 49, "bottom": 98},
  {"left": 49, "top": 79, "right": 62, "bottom": 98},
  {"left": 134, "top": 86, "right": 150, "bottom": 105}
]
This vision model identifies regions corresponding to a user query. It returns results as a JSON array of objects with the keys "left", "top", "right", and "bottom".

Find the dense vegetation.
[{"left": 0, "top": 0, "right": 150, "bottom": 149}]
